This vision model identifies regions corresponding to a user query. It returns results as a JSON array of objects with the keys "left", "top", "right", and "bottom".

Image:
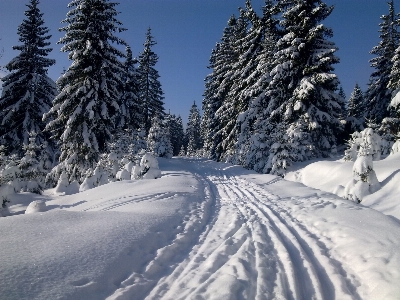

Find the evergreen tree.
[
  {"left": 44, "top": 0, "right": 127, "bottom": 182},
  {"left": 201, "top": 14, "right": 247, "bottom": 160},
  {"left": 0, "top": 0, "right": 56, "bottom": 156},
  {"left": 235, "top": 0, "right": 281, "bottom": 170},
  {"left": 137, "top": 28, "right": 165, "bottom": 133},
  {"left": 347, "top": 84, "right": 365, "bottom": 119},
  {"left": 186, "top": 101, "right": 203, "bottom": 156},
  {"left": 166, "top": 114, "right": 184, "bottom": 156},
  {"left": 119, "top": 46, "right": 142, "bottom": 131},
  {"left": 147, "top": 115, "right": 172, "bottom": 158},
  {"left": 217, "top": 2, "right": 264, "bottom": 162},
  {"left": 338, "top": 86, "right": 347, "bottom": 119},
  {"left": 266, "top": 0, "right": 342, "bottom": 160},
  {"left": 365, "top": 0, "right": 399, "bottom": 123}
]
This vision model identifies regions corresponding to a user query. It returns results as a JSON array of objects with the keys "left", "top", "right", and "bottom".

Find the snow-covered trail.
[
  {"left": 2, "top": 158, "right": 400, "bottom": 300},
  {"left": 110, "top": 158, "right": 400, "bottom": 300},
  {"left": 142, "top": 160, "right": 350, "bottom": 300}
]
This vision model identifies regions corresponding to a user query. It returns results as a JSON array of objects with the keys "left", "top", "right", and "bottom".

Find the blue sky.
[{"left": 1, "top": 0, "right": 399, "bottom": 124}]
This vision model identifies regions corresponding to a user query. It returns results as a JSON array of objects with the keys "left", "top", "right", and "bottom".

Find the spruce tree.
[
  {"left": 217, "top": 2, "right": 264, "bottom": 163},
  {"left": 0, "top": 0, "right": 56, "bottom": 156},
  {"left": 186, "top": 101, "right": 203, "bottom": 156},
  {"left": 201, "top": 15, "right": 247, "bottom": 160},
  {"left": 348, "top": 84, "right": 365, "bottom": 119},
  {"left": 137, "top": 28, "right": 165, "bottom": 133},
  {"left": 166, "top": 114, "right": 184, "bottom": 156},
  {"left": 119, "top": 46, "right": 142, "bottom": 131},
  {"left": 44, "top": 0, "right": 127, "bottom": 182},
  {"left": 338, "top": 86, "right": 347, "bottom": 119},
  {"left": 235, "top": 0, "right": 281, "bottom": 170},
  {"left": 266, "top": 0, "right": 342, "bottom": 160},
  {"left": 365, "top": 0, "right": 399, "bottom": 123},
  {"left": 147, "top": 115, "right": 172, "bottom": 158}
]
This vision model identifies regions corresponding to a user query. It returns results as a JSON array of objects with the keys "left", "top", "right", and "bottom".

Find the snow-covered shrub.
[
  {"left": 392, "top": 133, "right": 400, "bottom": 154},
  {"left": 132, "top": 153, "right": 161, "bottom": 180},
  {"left": 344, "top": 128, "right": 381, "bottom": 203},
  {"left": 54, "top": 172, "right": 79, "bottom": 195},
  {"left": 178, "top": 145, "right": 186, "bottom": 157},
  {"left": 343, "top": 132, "right": 362, "bottom": 161},
  {"left": 79, "top": 165, "right": 109, "bottom": 192},
  {"left": 25, "top": 200, "right": 47, "bottom": 214},
  {"left": 18, "top": 132, "right": 49, "bottom": 194},
  {"left": 147, "top": 115, "right": 173, "bottom": 158}
]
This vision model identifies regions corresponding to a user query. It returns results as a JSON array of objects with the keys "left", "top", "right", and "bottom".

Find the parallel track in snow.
[{"left": 107, "top": 159, "right": 363, "bottom": 300}]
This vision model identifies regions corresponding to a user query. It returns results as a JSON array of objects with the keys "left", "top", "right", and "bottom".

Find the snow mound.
[{"left": 25, "top": 200, "right": 47, "bottom": 214}]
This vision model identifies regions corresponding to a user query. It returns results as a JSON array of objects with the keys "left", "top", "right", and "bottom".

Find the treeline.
[
  {"left": 0, "top": 0, "right": 200, "bottom": 201},
  {"left": 200, "top": 0, "right": 400, "bottom": 176}
]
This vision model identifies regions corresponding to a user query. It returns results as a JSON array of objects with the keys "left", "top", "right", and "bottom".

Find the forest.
[{"left": 1, "top": 0, "right": 400, "bottom": 206}]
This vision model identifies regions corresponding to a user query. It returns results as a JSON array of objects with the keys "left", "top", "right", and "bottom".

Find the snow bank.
[{"left": 286, "top": 153, "right": 400, "bottom": 219}]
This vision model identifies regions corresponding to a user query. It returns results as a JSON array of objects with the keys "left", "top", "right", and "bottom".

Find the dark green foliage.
[
  {"left": 44, "top": 0, "right": 127, "bottom": 182},
  {"left": 0, "top": 0, "right": 56, "bottom": 156},
  {"left": 137, "top": 28, "right": 165, "bottom": 133}
]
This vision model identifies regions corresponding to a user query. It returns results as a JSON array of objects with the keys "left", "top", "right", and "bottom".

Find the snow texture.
[{"left": 1, "top": 158, "right": 399, "bottom": 299}]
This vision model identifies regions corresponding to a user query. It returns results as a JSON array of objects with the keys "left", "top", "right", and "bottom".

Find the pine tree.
[
  {"left": 365, "top": 0, "right": 399, "bottom": 123},
  {"left": 235, "top": 0, "right": 281, "bottom": 170},
  {"left": 266, "top": 0, "right": 343, "bottom": 160},
  {"left": 119, "top": 46, "right": 142, "bottom": 131},
  {"left": 201, "top": 14, "right": 247, "bottom": 160},
  {"left": 147, "top": 115, "right": 173, "bottom": 158},
  {"left": 186, "top": 101, "right": 203, "bottom": 156},
  {"left": 137, "top": 28, "right": 165, "bottom": 133},
  {"left": 44, "top": 0, "right": 127, "bottom": 182},
  {"left": 338, "top": 86, "right": 347, "bottom": 119},
  {"left": 217, "top": 2, "right": 265, "bottom": 163},
  {"left": 348, "top": 84, "right": 365, "bottom": 119},
  {"left": 0, "top": 0, "right": 56, "bottom": 156},
  {"left": 166, "top": 114, "right": 184, "bottom": 156}
]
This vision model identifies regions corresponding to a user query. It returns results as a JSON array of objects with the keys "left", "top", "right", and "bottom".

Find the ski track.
[{"left": 106, "top": 160, "right": 362, "bottom": 300}]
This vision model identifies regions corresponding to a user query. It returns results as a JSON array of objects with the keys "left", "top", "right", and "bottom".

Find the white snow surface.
[{"left": 1, "top": 158, "right": 400, "bottom": 300}]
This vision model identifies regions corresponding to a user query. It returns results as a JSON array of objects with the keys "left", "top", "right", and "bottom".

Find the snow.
[{"left": 1, "top": 157, "right": 400, "bottom": 299}]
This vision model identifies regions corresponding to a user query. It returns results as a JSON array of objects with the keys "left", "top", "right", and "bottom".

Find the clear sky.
[{"left": 1, "top": 0, "right": 400, "bottom": 125}]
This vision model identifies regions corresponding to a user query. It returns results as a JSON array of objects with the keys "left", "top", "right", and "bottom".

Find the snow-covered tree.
[
  {"left": 147, "top": 115, "right": 172, "bottom": 158},
  {"left": 202, "top": 14, "right": 248, "bottom": 160},
  {"left": 18, "top": 131, "right": 49, "bottom": 194},
  {"left": 345, "top": 128, "right": 381, "bottom": 203},
  {"left": 166, "top": 114, "right": 185, "bottom": 156},
  {"left": 186, "top": 101, "right": 203, "bottom": 156},
  {"left": 137, "top": 28, "right": 165, "bottom": 133},
  {"left": 235, "top": 0, "right": 281, "bottom": 170},
  {"left": 347, "top": 84, "right": 364, "bottom": 119},
  {"left": 0, "top": 0, "right": 56, "bottom": 156},
  {"left": 266, "top": 0, "right": 343, "bottom": 160},
  {"left": 44, "top": 0, "right": 127, "bottom": 182},
  {"left": 119, "top": 46, "right": 142, "bottom": 132},
  {"left": 365, "top": 0, "right": 399, "bottom": 123},
  {"left": 338, "top": 86, "right": 347, "bottom": 118}
]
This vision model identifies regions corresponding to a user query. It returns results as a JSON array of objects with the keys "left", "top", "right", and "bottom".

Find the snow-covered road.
[{"left": 2, "top": 158, "right": 400, "bottom": 299}]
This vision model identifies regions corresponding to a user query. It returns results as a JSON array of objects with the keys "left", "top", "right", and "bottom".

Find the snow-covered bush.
[
  {"left": 25, "top": 200, "right": 47, "bottom": 214},
  {"left": 79, "top": 165, "right": 109, "bottom": 192},
  {"left": 54, "top": 172, "right": 79, "bottom": 195},
  {"left": 343, "top": 132, "right": 362, "bottom": 161},
  {"left": 147, "top": 116, "right": 173, "bottom": 158},
  {"left": 18, "top": 132, "right": 49, "bottom": 194},
  {"left": 132, "top": 152, "right": 161, "bottom": 180}
]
